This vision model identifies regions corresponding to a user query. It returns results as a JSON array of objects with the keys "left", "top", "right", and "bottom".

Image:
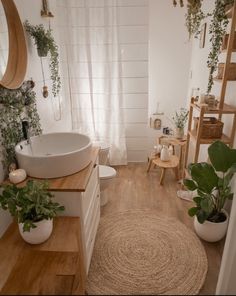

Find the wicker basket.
[
  {"left": 193, "top": 117, "right": 224, "bottom": 139},
  {"left": 216, "top": 63, "right": 236, "bottom": 80}
]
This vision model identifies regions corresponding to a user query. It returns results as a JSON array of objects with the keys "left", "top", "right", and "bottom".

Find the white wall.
[{"left": 149, "top": 0, "right": 192, "bottom": 129}]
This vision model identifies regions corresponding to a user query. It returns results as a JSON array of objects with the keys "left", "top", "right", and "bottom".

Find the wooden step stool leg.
[{"left": 160, "top": 168, "right": 166, "bottom": 185}]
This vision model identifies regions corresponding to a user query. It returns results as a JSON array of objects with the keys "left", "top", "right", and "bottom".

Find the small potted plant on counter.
[
  {"left": 0, "top": 180, "right": 65, "bottom": 244},
  {"left": 172, "top": 108, "right": 189, "bottom": 139},
  {"left": 184, "top": 140, "right": 236, "bottom": 242}
]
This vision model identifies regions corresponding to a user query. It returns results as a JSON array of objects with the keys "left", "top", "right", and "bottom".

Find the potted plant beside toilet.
[
  {"left": 184, "top": 140, "right": 236, "bottom": 242},
  {"left": 0, "top": 180, "right": 64, "bottom": 244}
]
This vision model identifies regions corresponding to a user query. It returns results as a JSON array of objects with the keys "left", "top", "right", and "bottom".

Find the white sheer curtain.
[{"left": 62, "top": 0, "right": 127, "bottom": 165}]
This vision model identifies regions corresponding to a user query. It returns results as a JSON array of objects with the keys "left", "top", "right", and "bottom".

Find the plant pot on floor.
[
  {"left": 19, "top": 219, "right": 53, "bottom": 244},
  {"left": 194, "top": 210, "right": 229, "bottom": 242}
]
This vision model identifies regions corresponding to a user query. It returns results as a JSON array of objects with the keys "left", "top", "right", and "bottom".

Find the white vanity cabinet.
[{"left": 49, "top": 148, "right": 100, "bottom": 274}]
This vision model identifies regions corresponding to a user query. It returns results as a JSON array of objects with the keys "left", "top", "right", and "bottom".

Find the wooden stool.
[{"left": 152, "top": 155, "right": 179, "bottom": 185}]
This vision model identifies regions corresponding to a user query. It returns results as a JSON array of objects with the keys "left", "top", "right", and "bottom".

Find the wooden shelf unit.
[
  {"left": 184, "top": 0, "right": 236, "bottom": 168},
  {"left": 185, "top": 98, "right": 236, "bottom": 165},
  {"left": 0, "top": 217, "right": 86, "bottom": 295}
]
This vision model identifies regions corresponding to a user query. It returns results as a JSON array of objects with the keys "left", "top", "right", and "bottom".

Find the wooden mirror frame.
[{"left": 0, "top": 0, "right": 27, "bottom": 89}]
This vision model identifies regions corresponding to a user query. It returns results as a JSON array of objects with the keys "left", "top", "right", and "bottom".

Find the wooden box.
[
  {"left": 222, "top": 32, "right": 236, "bottom": 51},
  {"left": 216, "top": 63, "right": 236, "bottom": 80},
  {"left": 193, "top": 117, "right": 224, "bottom": 139}
]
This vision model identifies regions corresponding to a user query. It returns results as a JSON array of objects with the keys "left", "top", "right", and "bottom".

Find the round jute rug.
[{"left": 86, "top": 210, "right": 208, "bottom": 295}]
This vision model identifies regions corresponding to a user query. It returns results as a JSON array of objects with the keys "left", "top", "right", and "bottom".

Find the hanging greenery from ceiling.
[
  {"left": 207, "top": 0, "right": 234, "bottom": 94},
  {"left": 172, "top": 0, "right": 206, "bottom": 39},
  {"left": 0, "top": 81, "right": 42, "bottom": 172},
  {"left": 24, "top": 21, "right": 61, "bottom": 98},
  {"left": 172, "top": 0, "right": 234, "bottom": 94}
]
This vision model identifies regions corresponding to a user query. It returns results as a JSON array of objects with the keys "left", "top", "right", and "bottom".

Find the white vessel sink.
[{"left": 15, "top": 132, "right": 92, "bottom": 178}]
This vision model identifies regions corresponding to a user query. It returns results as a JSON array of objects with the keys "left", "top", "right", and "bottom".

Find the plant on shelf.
[
  {"left": 206, "top": 0, "right": 234, "bottom": 94},
  {"left": 172, "top": 108, "right": 189, "bottom": 138},
  {"left": 0, "top": 80, "right": 42, "bottom": 172},
  {"left": 184, "top": 140, "right": 236, "bottom": 242},
  {"left": 0, "top": 180, "right": 65, "bottom": 244},
  {"left": 24, "top": 20, "right": 61, "bottom": 97}
]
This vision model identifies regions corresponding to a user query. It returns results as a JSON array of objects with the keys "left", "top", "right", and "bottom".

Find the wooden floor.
[{"left": 101, "top": 163, "right": 225, "bottom": 295}]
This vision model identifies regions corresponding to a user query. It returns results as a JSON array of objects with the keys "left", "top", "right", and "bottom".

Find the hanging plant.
[
  {"left": 206, "top": 0, "right": 234, "bottom": 94},
  {"left": 172, "top": 0, "right": 206, "bottom": 38},
  {"left": 185, "top": 0, "right": 205, "bottom": 39},
  {"left": 24, "top": 20, "right": 61, "bottom": 97},
  {"left": 0, "top": 81, "right": 42, "bottom": 172}
]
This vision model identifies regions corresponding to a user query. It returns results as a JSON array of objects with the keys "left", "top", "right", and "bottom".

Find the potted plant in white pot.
[
  {"left": 0, "top": 180, "right": 65, "bottom": 244},
  {"left": 184, "top": 140, "right": 236, "bottom": 242},
  {"left": 172, "top": 108, "right": 189, "bottom": 139}
]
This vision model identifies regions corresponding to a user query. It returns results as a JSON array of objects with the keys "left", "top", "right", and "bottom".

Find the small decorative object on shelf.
[
  {"left": 9, "top": 169, "right": 27, "bottom": 184},
  {"left": 160, "top": 145, "right": 170, "bottom": 162},
  {"left": 172, "top": 108, "right": 189, "bottom": 139}
]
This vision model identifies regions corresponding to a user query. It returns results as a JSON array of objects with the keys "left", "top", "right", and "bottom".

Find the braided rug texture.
[{"left": 87, "top": 210, "right": 208, "bottom": 295}]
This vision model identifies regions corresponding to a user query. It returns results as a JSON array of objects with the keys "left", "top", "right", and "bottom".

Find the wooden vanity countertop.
[{"left": 3, "top": 147, "right": 99, "bottom": 193}]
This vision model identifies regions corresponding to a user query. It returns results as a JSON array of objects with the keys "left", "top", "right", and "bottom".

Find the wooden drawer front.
[
  {"left": 85, "top": 200, "right": 100, "bottom": 273},
  {"left": 82, "top": 165, "right": 99, "bottom": 216},
  {"left": 84, "top": 184, "right": 100, "bottom": 238}
]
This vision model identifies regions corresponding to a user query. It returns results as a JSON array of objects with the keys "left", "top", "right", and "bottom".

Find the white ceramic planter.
[
  {"left": 194, "top": 210, "right": 229, "bottom": 242},
  {"left": 19, "top": 219, "right": 53, "bottom": 244}
]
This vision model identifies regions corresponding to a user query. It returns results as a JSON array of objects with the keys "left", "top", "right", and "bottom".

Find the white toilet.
[{"left": 94, "top": 141, "right": 117, "bottom": 206}]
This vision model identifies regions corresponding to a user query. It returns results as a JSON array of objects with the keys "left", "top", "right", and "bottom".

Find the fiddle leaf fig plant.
[
  {"left": 0, "top": 180, "right": 65, "bottom": 232},
  {"left": 24, "top": 20, "right": 61, "bottom": 97},
  {"left": 184, "top": 141, "right": 236, "bottom": 224}
]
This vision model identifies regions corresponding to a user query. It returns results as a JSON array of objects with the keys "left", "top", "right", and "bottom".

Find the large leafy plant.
[
  {"left": 184, "top": 141, "right": 236, "bottom": 223},
  {"left": 24, "top": 20, "right": 61, "bottom": 97},
  {"left": 0, "top": 180, "right": 65, "bottom": 232}
]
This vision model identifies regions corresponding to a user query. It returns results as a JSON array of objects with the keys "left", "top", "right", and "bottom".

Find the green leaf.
[
  {"left": 190, "top": 162, "right": 218, "bottom": 194},
  {"left": 188, "top": 207, "right": 198, "bottom": 217},
  {"left": 208, "top": 141, "right": 236, "bottom": 173},
  {"left": 225, "top": 163, "right": 236, "bottom": 185},
  {"left": 200, "top": 198, "right": 213, "bottom": 214},
  {"left": 193, "top": 196, "right": 202, "bottom": 206},
  {"left": 196, "top": 209, "right": 209, "bottom": 224},
  {"left": 183, "top": 179, "right": 197, "bottom": 191}
]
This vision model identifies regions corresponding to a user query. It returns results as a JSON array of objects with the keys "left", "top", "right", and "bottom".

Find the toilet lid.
[{"left": 99, "top": 165, "right": 116, "bottom": 180}]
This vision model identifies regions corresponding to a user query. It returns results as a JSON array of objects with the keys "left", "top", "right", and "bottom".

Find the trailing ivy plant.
[
  {"left": 206, "top": 0, "right": 234, "bottom": 94},
  {"left": 24, "top": 20, "right": 61, "bottom": 97},
  {"left": 0, "top": 81, "right": 42, "bottom": 171},
  {"left": 185, "top": 0, "right": 205, "bottom": 39},
  {"left": 172, "top": 0, "right": 206, "bottom": 39}
]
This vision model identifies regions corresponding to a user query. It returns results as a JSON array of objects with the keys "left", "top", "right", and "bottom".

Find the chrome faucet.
[{"left": 22, "top": 120, "right": 31, "bottom": 144}]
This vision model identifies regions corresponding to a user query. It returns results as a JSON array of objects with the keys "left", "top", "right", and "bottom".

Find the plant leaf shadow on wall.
[{"left": 0, "top": 80, "right": 42, "bottom": 173}]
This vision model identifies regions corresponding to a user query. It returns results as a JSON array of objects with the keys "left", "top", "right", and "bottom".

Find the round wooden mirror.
[{"left": 0, "top": 0, "right": 27, "bottom": 89}]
